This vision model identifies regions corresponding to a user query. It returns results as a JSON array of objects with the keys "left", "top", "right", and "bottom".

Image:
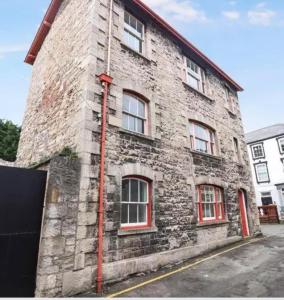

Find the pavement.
[{"left": 94, "top": 224, "right": 284, "bottom": 298}]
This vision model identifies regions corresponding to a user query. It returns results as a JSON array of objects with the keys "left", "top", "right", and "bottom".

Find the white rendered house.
[{"left": 246, "top": 124, "right": 284, "bottom": 220}]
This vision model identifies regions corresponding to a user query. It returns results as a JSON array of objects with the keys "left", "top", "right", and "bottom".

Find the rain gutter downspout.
[{"left": 96, "top": 0, "right": 113, "bottom": 295}]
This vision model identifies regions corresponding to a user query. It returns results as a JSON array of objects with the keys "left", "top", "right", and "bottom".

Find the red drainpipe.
[{"left": 97, "top": 73, "right": 113, "bottom": 294}]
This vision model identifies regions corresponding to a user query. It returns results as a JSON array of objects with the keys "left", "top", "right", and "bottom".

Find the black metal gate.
[{"left": 0, "top": 166, "right": 47, "bottom": 297}]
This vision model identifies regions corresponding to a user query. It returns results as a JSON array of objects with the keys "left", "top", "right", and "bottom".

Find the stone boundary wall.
[{"left": 0, "top": 159, "right": 15, "bottom": 167}]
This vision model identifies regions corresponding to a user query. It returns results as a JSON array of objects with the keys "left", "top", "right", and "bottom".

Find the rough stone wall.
[
  {"left": 17, "top": 0, "right": 93, "bottom": 167},
  {"left": 82, "top": 0, "right": 260, "bottom": 267},
  {"left": 35, "top": 156, "right": 81, "bottom": 297}
]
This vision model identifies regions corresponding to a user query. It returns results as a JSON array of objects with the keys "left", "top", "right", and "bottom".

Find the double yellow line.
[{"left": 107, "top": 237, "right": 265, "bottom": 298}]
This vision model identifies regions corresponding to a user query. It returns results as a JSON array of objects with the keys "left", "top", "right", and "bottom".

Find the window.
[
  {"left": 196, "top": 185, "right": 225, "bottom": 222},
  {"left": 186, "top": 58, "right": 205, "bottom": 93},
  {"left": 251, "top": 143, "right": 265, "bottom": 159},
  {"left": 254, "top": 163, "right": 270, "bottom": 183},
  {"left": 189, "top": 122, "right": 215, "bottom": 155},
  {"left": 121, "top": 177, "right": 151, "bottom": 228},
  {"left": 123, "top": 11, "right": 144, "bottom": 53},
  {"left": 261, "top": 192, "right": 273, "bottom": 205},
  {"left": 281, "top": 158, "right": 284, "bottom": 171},
  {"left": 224, "top": 86, "right": 236, "bottom": 113},
  {"left": 122, "top": 93, "right": 147, "bottom": 134},
  {"left": 278, "top": 137, "right": 284, "bottom": 154},
  {"left": 233, "top": 137, "right": 240, "bottom": 162}
]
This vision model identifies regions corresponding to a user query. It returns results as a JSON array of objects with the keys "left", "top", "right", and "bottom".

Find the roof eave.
[
  {"left": 25, "top": 0, "right": 243, "bottom": 92},
  {"left": 25, "top": 0, "right": 62, "bottom": 65}
]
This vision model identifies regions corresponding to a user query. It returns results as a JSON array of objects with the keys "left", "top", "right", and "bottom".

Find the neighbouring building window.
[
  {"left": 281, "top": 158, "right": 284, "bottom": 171},
  {"left": 277, "top": 137, "right": 284, "bottom": 154},
  {"left": 254, "top": 163, "right": 270, "bottom": 183},
  {"left": 261, "top": 192, "right": 273, "bottom": 205},
  {"left": 233, "top": 137, "right": 241, "bottom": 162},
  {"left": 186, "top": 58, "right": 205, "bottom": 93},
  {"left": 121, "top": 177, "right": 151, "bottom": 228},
  {"left": 124, "top": 11, "right": 144, "bottom": 53},
  {"left": 189, "top": 122, "right": 215, "bottom": 155},
  {"left": 251, "top": 143, "right": 265, "bottom": 159},
  {"left": 196, "top": 185, "right": 225, "bottom": 222},
  {"left": 122, "top": 93, "right": 147, "bottom": 134}
]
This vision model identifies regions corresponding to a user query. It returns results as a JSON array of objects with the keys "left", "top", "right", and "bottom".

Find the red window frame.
[
  {"left": 189, "top": 122, "right": 215, "bottom": 155},
  {"left": 120, "top": 175, "right": 152, "bottom": 231},
  {"left": 196, "top": 185, "right": 225, "bottom": 223}
]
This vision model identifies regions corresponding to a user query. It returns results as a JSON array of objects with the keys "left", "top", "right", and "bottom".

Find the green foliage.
[
  {"left": 0, "top": 119, "right": 21, "bottom": 162},
  {"left": 59, "top": 146, "right": 78, "bottom": 159}
]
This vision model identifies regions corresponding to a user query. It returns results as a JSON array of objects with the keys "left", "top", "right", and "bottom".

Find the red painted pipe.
[{"left": 97, "top": 73, "right": 113, "bottom": 294}]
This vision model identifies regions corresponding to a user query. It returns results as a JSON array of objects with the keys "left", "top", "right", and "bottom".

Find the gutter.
[{"left": 24, "top": 0, "right": 243, "bottom": 91}]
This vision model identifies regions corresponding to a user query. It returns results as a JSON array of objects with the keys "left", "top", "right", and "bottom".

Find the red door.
[{"left": 239, "top": 190, "right": 250, "bottom": 237}]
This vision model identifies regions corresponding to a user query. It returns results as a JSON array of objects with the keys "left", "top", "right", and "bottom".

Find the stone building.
[{"left": 17, "top": 0, "right": 260, "bottom": 297}]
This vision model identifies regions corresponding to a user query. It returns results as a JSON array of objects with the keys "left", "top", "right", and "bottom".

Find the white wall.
[{"left": 247, "top": 136, "right": 284, "bottom": 219}]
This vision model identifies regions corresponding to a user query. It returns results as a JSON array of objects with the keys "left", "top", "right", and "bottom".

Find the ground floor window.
[
  {"left": 261, "top": 191, "right": 273, "bottom": 205},
  {"left": 121, "top": 177, "right": 151, "bottom": 229},
  {"left": 196, "top": 185, "right": 225, "bottom": 222}
]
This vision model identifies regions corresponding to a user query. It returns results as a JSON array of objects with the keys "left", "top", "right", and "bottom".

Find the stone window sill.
[
  {"left": 189, "top": 150, "right": 222, "bottom": 161},
  {"left": 118, "top": 226, "right": 158, "bottom": 236},
  {"left": 119, "top": 128, "right": 155, "bottom": 142},
  {"left": 121, "top": 43, "right": 151, "bottom": 64},
  {"left": 225, "top": 107, "right": 237, "bottom": 118},
  {"left": 197, "top": 220, "right": 229, "bottom": 229},
  {"left": 182, "top": 82, "right": 215, "bottom": 103}
]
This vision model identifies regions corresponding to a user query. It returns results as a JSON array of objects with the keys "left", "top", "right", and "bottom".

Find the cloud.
[
  {"left": 0, "top": 44, "right": 29, "bottom": 58},
  {"left": 248, "top": 9, "right": 276, "bottom": 26},
  {"left": 222, "top": 10, "right": 240, "bottom": 20},
  {"left": 141, "top": 0, "right": 208, "bottom": 23}
]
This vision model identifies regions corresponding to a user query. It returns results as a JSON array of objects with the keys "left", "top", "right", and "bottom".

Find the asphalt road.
[{"left": 104, "top": 225, "right": 284, "bottom": 298}]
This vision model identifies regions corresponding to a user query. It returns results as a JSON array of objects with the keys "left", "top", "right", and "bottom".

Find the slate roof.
[{"left": 245, "top": 124, "right": 284, "bottom": 144}]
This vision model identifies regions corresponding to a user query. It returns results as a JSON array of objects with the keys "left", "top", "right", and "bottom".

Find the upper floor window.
[
  {"left": 251, "top": 143, "right": 265, "bottom": 159},
  {"left": 233, "top": 137, "right": 241, "bottom": 162},
  {"left": 224, "top": 86, "right": 236, "bottom": 114},
  {"left": 124, "top": 11, "right": 144, "bottom": 53},
  {"left": 186, "top": 58, "right": 205, "bottom": 93},
  {"left": 121, "top": 177, "right": 151, "bottom": 228},
  {"left": 254, "top": 163, "right": 269, "bottom": 183},
  {"left": 261, "top": 192, "right": 272, "bottom": 205},
  {"left": 196, "top": 185, "right": 225, "bottom": 222},
  {"left": 189, "top": 122, "right": 215, "bottom": 155},
  {"left": 278, "top": 137, "right": 284, "bottom": 154},
  {"left": 122, "top": 93, "right": 147, "bottom": 134}
]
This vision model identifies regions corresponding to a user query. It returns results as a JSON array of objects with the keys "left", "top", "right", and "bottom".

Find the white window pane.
[
  {"left": 188, "top": 74, "right": 199, "bottom": 90},
  {"left": 138, "top": 204, "right": 147, "bottom": 223},
  {"left": 123, "top": 94, "right": 130, "bottom": 112},
  {"left": 195, "top": 125, "right": 208, "bottom": 140},
  {"left": 195, "top": 139, "right": 207, "bottom": 153},
  {"left": 121, "top": 204, "right": 128, "bottom": 224},
  {"left": 122, "top": 113, "right": 128, "bottom": 130},
  {"left": 129, "top": 204, "right": 138, "bottom": 223},
  {"left": 140, "top": 181, "right": 147, "bottom": 202},
  {"left": 122, "top": 180, "right": 129, "bottom": 202},
  {"left": 129, "top": 97, "right": 138, "bottom": 115},
  {"left": 130, "top": 179, "right": 139, "bottom": 202},
  {"left": 128, "top": 115, "right": 135, "bottom": 131},
  {"left": 138, "top": 100, "right": 145, "bottom": 118},
  {"left": 136, "top": 118, "right": 144, "bottom": 134}
]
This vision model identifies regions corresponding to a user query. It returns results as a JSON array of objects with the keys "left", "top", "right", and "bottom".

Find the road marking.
[{"left": 107, "top": 237, "right": 265, "bottom": 298}]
